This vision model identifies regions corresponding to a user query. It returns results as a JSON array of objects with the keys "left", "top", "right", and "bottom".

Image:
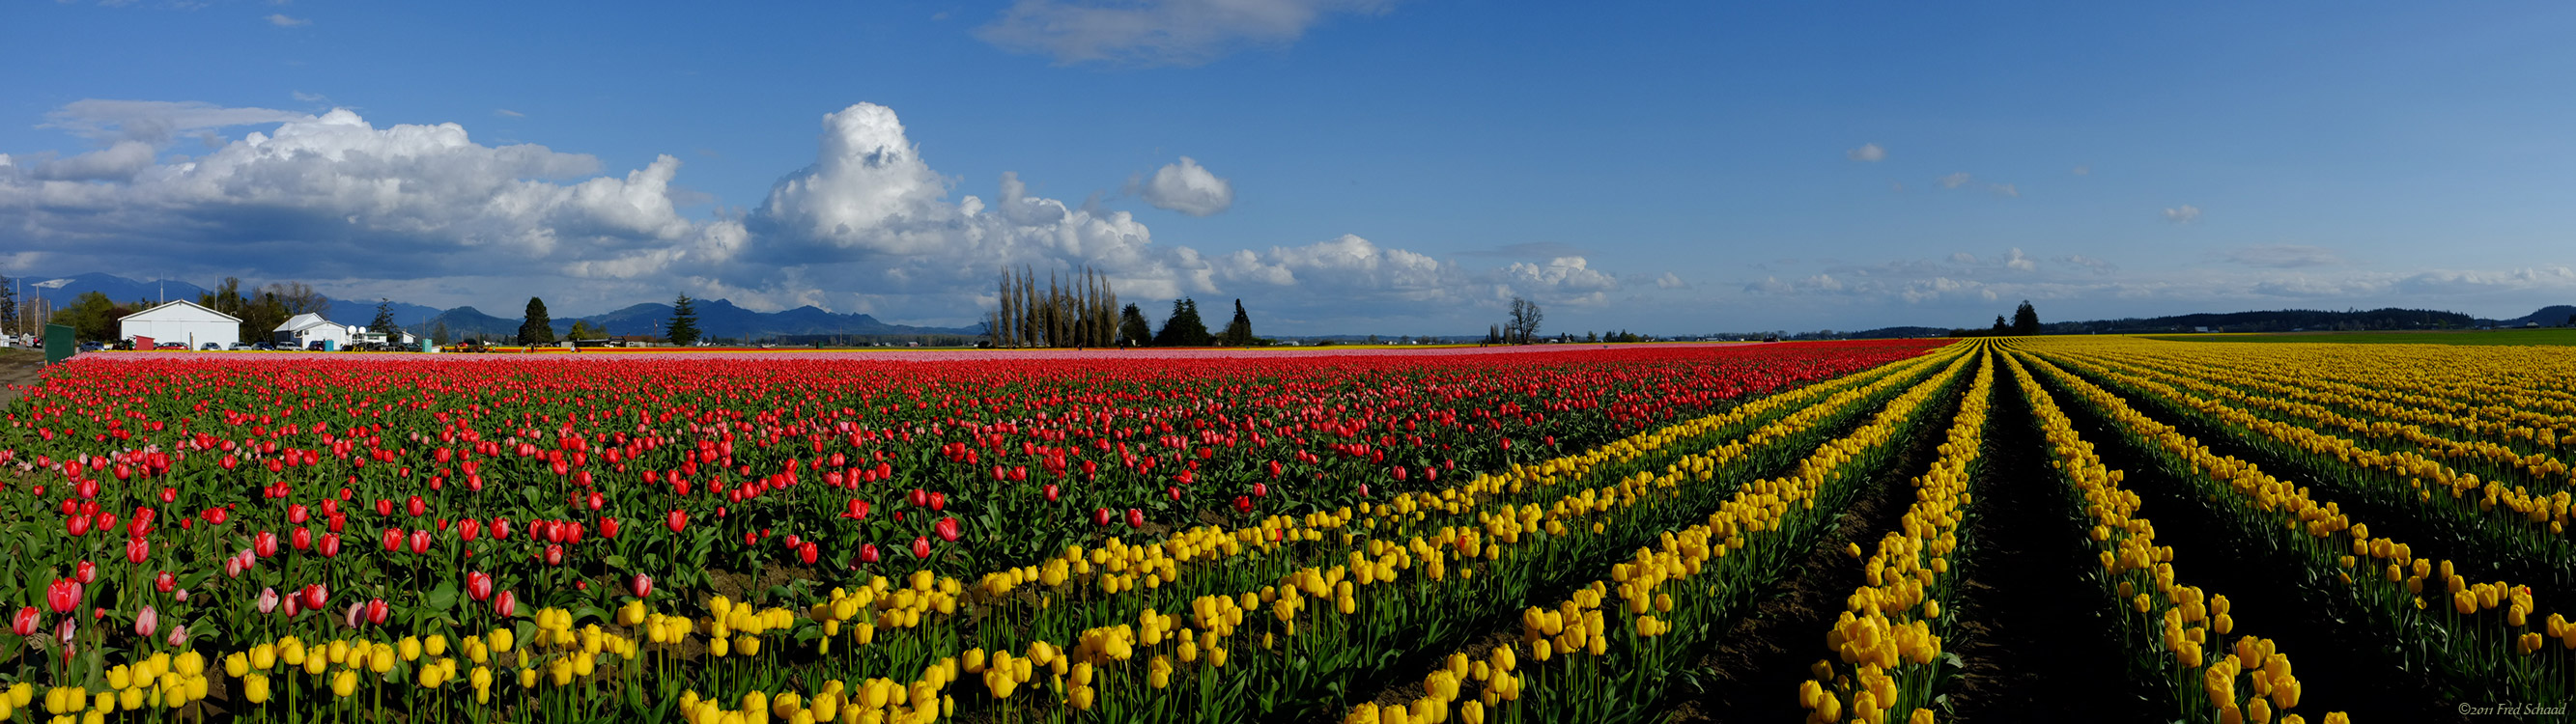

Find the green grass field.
[{"left": 2143, "top": 327, "right": 2576, "bottom": 346}]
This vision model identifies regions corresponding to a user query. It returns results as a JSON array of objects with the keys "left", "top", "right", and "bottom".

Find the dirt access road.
[{"left": 0, "top": 348, "right": 44, "bottom": 407}]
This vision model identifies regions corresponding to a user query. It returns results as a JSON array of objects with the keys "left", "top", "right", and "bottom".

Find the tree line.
[{"left": 988, "top": 266, "right": 1260, "bottom": 348}]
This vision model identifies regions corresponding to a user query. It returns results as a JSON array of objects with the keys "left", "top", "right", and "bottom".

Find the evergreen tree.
[
  {"left": 2012, "top": 300, "right": 2041, "bottom": 335},
  {"left": 370, "top": 300, "right": 402, "bottom": 343},
  {"left": 1991, "top": 315, "right": 2009, "bottom": 334},
  {"left": 1220, "top": 299, "right": 1255, "bottom": 346},
  {"left": 520, "top": 297, "right": 555, "bottom": 345},
  {"left": 1153, "top": 298, "right": 1213, "bottom": 347},
  {"left": 567, "top": 320, "right": 597, "bottom": 340},
  {"left": 666, "top": 294, "right": 700, "bottom": 346},
  {"left": 1117, "top": 303, "right": 1152, "bottom": 346}
]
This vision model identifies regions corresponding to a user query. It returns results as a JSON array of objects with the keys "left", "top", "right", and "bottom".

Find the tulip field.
[{"left": 0, "top": 339, "right": 2569, "bottom": 723}]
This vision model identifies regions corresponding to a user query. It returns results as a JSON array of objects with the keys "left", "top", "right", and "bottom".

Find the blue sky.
[{"left": 5, "top": 1, "right": 2573, "bottom": 334}]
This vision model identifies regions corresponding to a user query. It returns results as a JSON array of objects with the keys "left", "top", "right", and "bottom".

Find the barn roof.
[{"left": 125, "top": 299, "right": 242, "bottom": 323}]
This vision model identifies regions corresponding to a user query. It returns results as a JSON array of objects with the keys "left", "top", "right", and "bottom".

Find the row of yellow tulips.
[
  {"left": 2047, "top": 346, "right": 2574, "bottom": 591},
  {"left": 1795, "top": 345, "right": 1996, "bottom": 724},
  {"left": 2090, "top": 344, "right": 2576, "bottom": 456},
  {"left": 2042, "top": 348, "right": 2576, "bottom": 595},
  {"left": 2089, "top": 347, "right": 2576, "bottom": 494},
  {"left": 1351, "top": 345, "right": 1984, "bottom": 724},
  {"left": 2000, "top": 350, "right": 2347, "bottom": 724},
  {"left": 2019, "top": 345, "right": 2573, "bottom": 703}
]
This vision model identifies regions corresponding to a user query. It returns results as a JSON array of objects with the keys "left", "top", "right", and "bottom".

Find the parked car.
[
  {"left": 307, "top": 341, "right": 329, "bottom": 351},
  {"left": 156, "top": 342, "right": 187, "bottom": 350},
  {"left": 202, "top": 343, "right": 222, "bottom": 350}
]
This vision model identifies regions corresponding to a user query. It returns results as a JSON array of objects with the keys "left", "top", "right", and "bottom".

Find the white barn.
[
  {"left": 275, "top": 313, "right": 355, "bottom": 348},
  {"left": 120, "top": 300, "right": 241, "bottom": 348}
]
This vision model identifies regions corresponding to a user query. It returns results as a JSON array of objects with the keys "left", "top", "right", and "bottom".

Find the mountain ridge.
[{"left": 15, "top": 272, "right": 982, "bottom": 342}]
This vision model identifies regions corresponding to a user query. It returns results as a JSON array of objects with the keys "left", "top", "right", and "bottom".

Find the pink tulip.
[
  {"left": 134, "top": 605, "right": 157, "bottom": 638},
  {"left": 257, "top": 587, "right": 280, "bottom": 614}
]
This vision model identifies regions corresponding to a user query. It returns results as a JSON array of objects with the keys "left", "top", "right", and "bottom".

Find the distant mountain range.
[
  {"left": 14, "top": 272, "right": 2574, "bottom": 341},
  {"left": 14, "top": 272, "right": 982, "bottom": 342}
]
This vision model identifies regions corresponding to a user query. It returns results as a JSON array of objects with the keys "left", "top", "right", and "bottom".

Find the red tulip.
[
  {"left": 493, "top": 590, "right": 516, "bottom": 618},
  {"left": 909, "top": 536, "right": 932, "bottom": 560},
  {"left": 1233, "top": 495, "right": 1254, "bottom": 514},
  {"left": 799, "top": 542, "right": 819, "bottom": 565},
  {"left": 74, "top": 561, "right": 97, "bottom": 584},
  {"left": 409, "top": 529, "right": 433, "bottom": 554},
  {"left": 154, "top": 571, "right": 176, "bottom": 594},
  {"left": 10, "top": 606, "right": 37, "bottom": 636},
  {"left": 407, "top": 495, "right": 426, "bottom": 517},
  {"left": 366, "top": 599, "right": 389, "bottom": 626},
  {"left": 929, "top": 491, "right": 947, "bottom": 512},
  {"left": 599, "top": 516, "right": 621, "bottom": 539},
  {"left": 459, "top": 518, "right": 482, "bottom": 543},
  {"left": 253, "top": 530, "right": 279, "bottom": 558},
  {"left": 318, "top": 534, "right": 342, "bottom": 558},
  {"left": 908, "top": 488, "right": 928, "bottom": 508},
  {"left": 66, "top": 515, "right": 90, "bottom": 538},
  {"left": 1126, "top": 508, "right": 1146, "bottom": 529},
  {"left": 467, "top": 571, "right": 495, "bottom": 601},
  {"left": 292, "top": 527, "right": 314, "bottom": 551},
  {"left": 302, "top": 583, "right": 328, "bottom": 611},
  {"left": 665, "top": 510, "right": 686, "bottom": 533},
  {"left": 45, "top": 579, "right": 80, "bottom": 614},
  {"left": 544, "top": 544, "right": 566, "bottom": 567},
  {"left": 381, "top": 528, "right": 404, "bottom": 552},
  {"left": 1253, "top": 482, "right": 1268, "bottom": 497},
  {"left": 859, "top": 543, "right": 881, "bottom": 564},
  {"left": 375, "top": 499, "right": 394, "bottom": 516},
  {"left": 125, "top": 537, "right": 150, "bottom": 564},
  {"left": 1092, "top": 507, "right": 1114, "bottom": 527},
  {"left": 630, "top": 573, "right": 652, "bottom": 599},
  {"left": 1043, "top": 484, "right": 1061, "bottom": 502},
  {"left": 935, "top": 516, "right": 960, "bottom": 543},
  {"left": 127, "top": 508, "right": 156, "bottom": 538},
  {"left": 845, "top": 498, "right": 870, "bottom": 519}
]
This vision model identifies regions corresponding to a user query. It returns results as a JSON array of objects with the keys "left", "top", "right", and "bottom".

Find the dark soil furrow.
[
  {"left": 1943, "top": 358, "right": 2154, "bottom": 723},
  {"left": 1665, "top": 370, "right": 1970, "bottom": 722},
  {"left": 2031, "top": 354, "right": 2463, "bottom": 723}
]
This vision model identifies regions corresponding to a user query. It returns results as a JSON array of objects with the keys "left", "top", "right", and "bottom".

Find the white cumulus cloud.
[
  {"left": 267, "top": 14, "right": 309, "bottom": 27},
  {"left": 1847, "top": 143, "right": 1884, "bottom": 162},
  {"left": 1938, "top": 172, "right": 1972, "bottom": 189},
  {"left": 2164, "top": 205, "right": 2202, "bottom": 224},
  {"left": 1138, "top": 156, "right": 1233, "bottom": 216}
]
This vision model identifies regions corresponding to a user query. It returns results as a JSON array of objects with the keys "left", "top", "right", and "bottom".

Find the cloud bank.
[{"left": 0, "top": 99, "right": 1647, "bottom": 331}]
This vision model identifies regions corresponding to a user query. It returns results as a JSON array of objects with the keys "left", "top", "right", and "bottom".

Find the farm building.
[
  {"left": 274, "top": 313, "right": 355, "bottom": 348},
  {"left": 119, "top": 300, "right": 241, "bottom": 348}
]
